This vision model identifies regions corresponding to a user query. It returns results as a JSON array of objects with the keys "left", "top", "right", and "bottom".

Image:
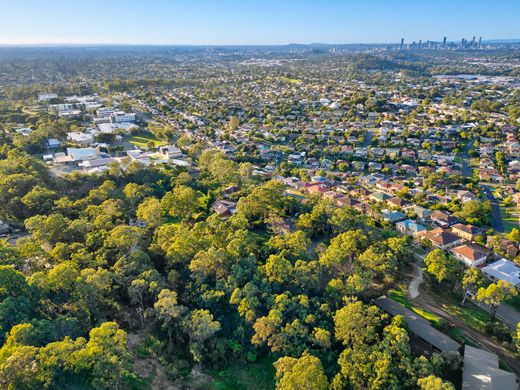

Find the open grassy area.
[
  {"left": 278, "top": 76, "right": 301, "bottom": 84},
  {"left": 129, "top": 132, "right": 166, "bottom": 149},
  {"left": 448, "top": 327, "right": 478, "bottom": 347},
  {"left": 387, "top": 286, "right": 443, "bottom": 326},
  {"left": 210, "top": 357, "right": 275, "bottom": 390},
  {"left": 429, "top": 288, "right": 493, "bottom": 332},
  {"left": 499, "top": 200, "right": 518, "bottom": 233}
]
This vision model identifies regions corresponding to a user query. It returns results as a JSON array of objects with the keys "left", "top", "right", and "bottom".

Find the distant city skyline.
[{"left": 0, "top": 0, "right": 519, "bottom": 45}]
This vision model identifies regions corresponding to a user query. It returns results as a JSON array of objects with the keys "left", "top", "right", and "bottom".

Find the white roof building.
[
  {"left": 14, "top": 127, "right": 33, "bottom": 136},
  {"left": 482, "top": 259, "right": 520, "bottom": 288},
  {"left": 97, "top": 122, "right": 138, "bottom": 134},
  {"left": 66, "top": 147, "right": 100, "bottom": 162},
  {"left": 38, "top": 93, "right": 57, "bottom": 101},
  {"left": 67, "top": 132, "right": 94, "bottom": 146}
]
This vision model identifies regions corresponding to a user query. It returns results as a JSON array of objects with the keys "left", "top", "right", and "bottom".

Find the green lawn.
[
  {"left": 429, "top": 288, "right": 493, "bottom": 332},
  {"left": 387, "top": 287, "right": 444, "bottom": 326},
  {"left": 499, "top": 200, "right": 518, "bottom": 233},
  {"left": 129, "top": 133, "right": 166, "bottom": 149},
  {"left": 448, "top": 327, "right": 479, "bottom": 347},
  {"left": 163, "top": 215, "right": 181, "bottom": 226},
  {"left": 278, "top": 76, "right": 301, "bottom": 84},
  {"left": 210, "top": 357, "right": 275, "bottom": 390}
]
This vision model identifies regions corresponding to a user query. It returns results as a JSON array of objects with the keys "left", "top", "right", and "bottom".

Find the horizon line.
[{"left": 0, "top": 38, "right": 519, "bottom": 48}]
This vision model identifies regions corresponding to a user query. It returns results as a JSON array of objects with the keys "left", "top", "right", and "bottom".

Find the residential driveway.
[{"left": 481, "top": 184, "right": 504, "bottom": 232}]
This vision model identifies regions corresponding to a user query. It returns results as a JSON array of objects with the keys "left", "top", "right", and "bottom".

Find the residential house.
[
  {"left": 396, "top": 219, "right": 426, "bottom": 237},
  {"left": 335, "top": 197, "right": 360, "bottom": 208},
  {"left": 306, "top": 183, "right": 329, "bottom": 195},
  {"left": 486, "top": 236, "right": 519, "bottom": 259},
  {"left": 424, "top": 228, "right": 463, "bottom": 249},
  {"left": 46, "top": 138, "right": 61, "bottom": 149},
  {"left": 430, "top": 211, "right": 458, "bottom": 228},
  {"left": 158, "top": 145, "right": 183, "bottom": 159},
  {"left": 212, "top": 200, "right": 237, "bottom": 220},
  {"left": 451, "top": 244, "right": 490, "bottom": 267},
  {"left": 457, "top": 190, "right": 477, "bottom": 204},
  {"left": 451, "top": 223, "right": 482, "bottom": 242},
  {"left": 381, "top": 209, "right": 406, "bottom": 223},
  {"left": 482, "top": 259, "right": 520, "bottom": 288},
  {"left": 412, "top": 205, "right": 433, "bottom": 220},
  {"left": 387, "top": 197, "right": 412, "bottom": 210},
  {"left": 370, "top": 192, "right": 390, "bottom": 203}
]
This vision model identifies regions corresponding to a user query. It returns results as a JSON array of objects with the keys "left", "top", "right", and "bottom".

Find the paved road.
[
  {"left": 461, "top": 160, "right": 471, "bottom": 178},
  {"left": 362, "top": 130, "right": 374, "bottom": 147},
  {"left": 414, "top": 292, "right": 520, "bottom": 378},
  {"left": 410, "top": 249, "right": 519, "bottom": 327},
  {"left": 481, "top": 184, "right": 504, "bottom": 232},
  {"left": 470, "top": 299, "right": 520, "bottom": 328}
]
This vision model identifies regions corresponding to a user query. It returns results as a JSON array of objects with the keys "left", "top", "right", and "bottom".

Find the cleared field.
[{"left": 129, "top": 133, "right": 166, "bottom": 149}]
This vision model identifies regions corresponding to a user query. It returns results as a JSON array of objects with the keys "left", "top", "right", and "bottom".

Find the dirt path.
[
  {"left": 127, "top": 332, "right": 179, "bottom": 390},
  {"left": 413, "top": 292, "right": 520, "bottom": 378},
  {"left": 408, "top": 263, "right": 423, "bottom": 299}
]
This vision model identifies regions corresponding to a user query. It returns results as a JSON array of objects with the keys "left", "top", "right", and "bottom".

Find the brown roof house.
[
  {"left": 451, "top": 244, "right": 490, "bottom": 267},
  {"left": 424, "top": 228, "right": 463, "bottom": 250},
  {"left": 212, "top": 200, "right": 237, "bottom": 220}
]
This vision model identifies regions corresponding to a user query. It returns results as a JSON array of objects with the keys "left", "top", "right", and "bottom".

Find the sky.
[{"left": 0, "top": 0, "right": 518, "bottom": 45}]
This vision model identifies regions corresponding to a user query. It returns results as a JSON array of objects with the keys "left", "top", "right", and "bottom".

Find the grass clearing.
[
  {"left": 129, "top": 133, "right": 166, "bottom": 149},
  {"left": 429, "top": 288, "right": 493, "bottom": 332},
  {"left": 387, "top": 286, "right": 443, "bottom": 326},
  {"left": 163, "top": 215, "right": 181, "bottom": 226},
  {"left": 210, "top": 357, "right": 275, "bottom": 390},
  {"left": 448, "top": 327, "right": 478, "bottom": 347},
  {"left": 499, "top": 200, "right": 518, "bottom": 233},
  {"left": 277, "top": 76, "right": 301, "bottom": 84}
]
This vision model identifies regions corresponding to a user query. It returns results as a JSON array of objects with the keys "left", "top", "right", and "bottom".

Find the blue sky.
[{"left": 0, "top": 0, "right": 518, "bottom": 45}]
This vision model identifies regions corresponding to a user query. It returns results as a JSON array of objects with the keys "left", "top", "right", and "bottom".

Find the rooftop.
[
  {"left": 374, "top": 296, "right": 461, "bottom": 353},
  {"left": 482, "top": 259, "right": 520, "bottom": 287},
  {"left": 462, "top": 345, "right": 517, "bottom": 390}
]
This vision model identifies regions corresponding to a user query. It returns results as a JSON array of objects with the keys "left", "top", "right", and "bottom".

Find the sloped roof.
[
  {"left": 482, "top": 259, "right": 520, "bottom": 287},
  {"left": 374, "top": 296, "right": 461, "bottom": 353},
  {"left": 463, "top": 345, "right": 517, "bottom": 390},
  {"left": 452, "top": 244, "right": 489, "bottom": 262}
]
